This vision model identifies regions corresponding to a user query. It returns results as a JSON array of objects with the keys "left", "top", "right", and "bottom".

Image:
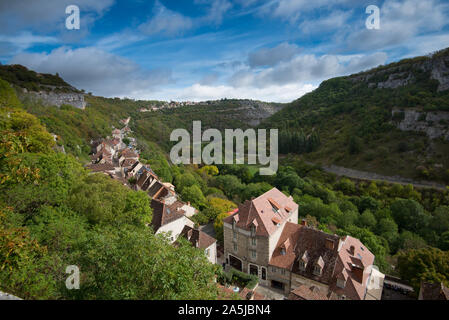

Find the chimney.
[
  {"left": 349, "top": 245, "right": 355, "bottom": 255},
  {"left": 301, "top": 219, "right": 307, "bottom": 226}
]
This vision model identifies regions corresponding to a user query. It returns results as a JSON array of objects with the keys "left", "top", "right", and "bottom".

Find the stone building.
[{"left": 222, "top": 187, "right": 384, "bottom": 300}]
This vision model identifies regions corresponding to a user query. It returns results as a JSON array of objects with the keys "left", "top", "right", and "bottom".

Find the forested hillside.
[
  {"left": 261, "top": 48, "right": 449, "bottom": 184},
  {"left": 0, "top": 78, "right": 219, "bottom": 299},
  {"left": 2, "top": 54, "right": 449, "bottom": 298}
]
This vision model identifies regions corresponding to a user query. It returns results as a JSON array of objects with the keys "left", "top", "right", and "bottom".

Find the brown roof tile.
[
  {"left": 150, "top": 199, "right": 185, "bottom": 231},
  {"left": 178, "top": 225, "right": 216, "bottom": 249},
  {"left": 223, "top": 188, "right": 298, "bottom": 237}
]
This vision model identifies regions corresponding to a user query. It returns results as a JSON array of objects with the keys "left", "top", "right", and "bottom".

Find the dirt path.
[{"left": 309, "top": 162, "right": 447, "bottom": 191}]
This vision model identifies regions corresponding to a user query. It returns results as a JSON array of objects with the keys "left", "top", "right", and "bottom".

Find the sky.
[{"left": 1, "top": 0, "right": 449, "bottom": 102}]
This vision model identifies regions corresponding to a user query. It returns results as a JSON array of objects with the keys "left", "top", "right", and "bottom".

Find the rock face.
[
  {"left": 27, "top": 90, "right": 86, "bottom": 109},
  {"left": 392, "top": 107, "right": 449, "bottom": 140},
  {"left": 230, "top": 100, "right": 285, "bottom": 126},
  {"left": 351, "top": 52, "right": 449, "bottom": 92}
]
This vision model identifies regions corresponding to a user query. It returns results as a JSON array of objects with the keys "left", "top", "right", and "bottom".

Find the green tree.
[
  {"left": 397, "top": 247, "right": 449, "bottom": 292},
  {"left": 391, "top": 199, "right": 430, "bottom": 234}
]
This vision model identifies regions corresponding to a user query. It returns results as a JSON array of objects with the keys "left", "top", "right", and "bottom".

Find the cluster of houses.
[
  {"left": 83, "top": 118, "right": 448, "bottom": 301},
  {"left": 139, "top": 101, "right": 198, "bottom": 113},
  {"left": 86, "top": 119, "right": 218, "bottom": 265}
]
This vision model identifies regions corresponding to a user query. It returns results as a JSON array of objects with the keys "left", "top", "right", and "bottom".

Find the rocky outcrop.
[
  {"left": 392, "top": 108, "right": 449, "bottom": 140},
  {"left": 28, "top": 91, "right": 86, "bottom": 109},
  {"left": 351, "top": 51, "right": 449, "bottom": 92},
  {"left": 227, "top": 100, "right": 285, "bottom": 126}
]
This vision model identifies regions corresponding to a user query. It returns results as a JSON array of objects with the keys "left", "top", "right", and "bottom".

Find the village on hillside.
[{"left": 82, "top": 117, "right": 449, "bottom": 301}]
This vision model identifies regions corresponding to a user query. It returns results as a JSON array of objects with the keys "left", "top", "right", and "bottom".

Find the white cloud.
[
  {"left": 263, "top": 0, "right": 356, "bottom": 22},
  {"left": 230, "top": 51, "right": 387, "bottom": 88},
  {"left": 248, "top": 42, "right": 301, "bottom": 68},
  {"left": 0, "top": 0, "right": 114, "bottom": 34},
  {"left": 140, "top": 82, "right": 317, "bottom": 103},
  {"left": 345, "top": 0, "right": 449, "bottom": 51},
  {"left": 10, "top": 47, "right": 173, "bottom": 97},
  {"left": 0, "top": 32, "right": 58, "bottom": 59},
  {"left": 139, "top": 1, "right": 194, "bottom": 36}
]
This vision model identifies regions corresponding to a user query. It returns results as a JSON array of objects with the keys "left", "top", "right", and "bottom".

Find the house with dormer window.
[{"left": 223, "top": 187, "right": 384, "bottom": 299}]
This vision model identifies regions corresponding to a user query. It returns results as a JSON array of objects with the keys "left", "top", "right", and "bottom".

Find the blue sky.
[{"left": 1, "top": 0, "right": 449, "bottom": 102}]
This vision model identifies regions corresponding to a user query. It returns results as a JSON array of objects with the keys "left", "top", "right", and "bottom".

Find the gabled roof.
[
  {"left": 178, "top": 225, "right": 216, "bottom": 249},
  {"left": 150, "top": 199, "right": 185, "bottom": 232},
  {"left": 420, "top": 282, "right": 449, "bottom": 300},
  {"left": 223, "top": 188, "right": 298, "bottom": 237},
  {"left": 121, "top": 148, "right": 138, "bottom": 158},
  {"left": 328, "top": 236, "right": 375, "bottom": 300},
  {"left": 121, "top": 158, "right": 137, "bottom": 168},
  {"left": 269, "top": 222, "right": 340, "bottom": 285},
  {"left": 288, "top": 285, "right": 329, "bottom": 300},
  {"left": 86, "top": 163, "right": 115, "bottom": 173}
]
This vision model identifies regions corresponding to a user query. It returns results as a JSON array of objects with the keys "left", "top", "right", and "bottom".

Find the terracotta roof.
[
  {"left": 148, "top": 180, "right": 171, "bottom": 200},
  {"left": 86, "top": 163, "right": 115, "bottom": 173},
  {"left": 178, "top": 225, "right": 216, "bottom": 249},
  {"left": 328, "top": 236, "right": 375, "bottom": 300},
  {"left": 289, "top": 285, "right": 329, "bottom": 300},
  {"left": 150, "top": 199, "right": 185, "bottom": 232},
  {"left": 223, "top": 188, "right": 298, "bottom": 237},
  {"left": 269, "top": 222, "right": 340, "bottom": 286},
  {"left": 121, "top": 158, "right": 137, "bottom": 168},
  {"left": 420, "top": 282, "right": 449, "bottom": 300},
  {"left": 121, "top": 148, "right": 138, "bottom": 158}
]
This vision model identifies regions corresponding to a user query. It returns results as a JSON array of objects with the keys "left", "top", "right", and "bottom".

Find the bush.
[{"left": 219, "top": 269, "right": 259, "bottom": 290}]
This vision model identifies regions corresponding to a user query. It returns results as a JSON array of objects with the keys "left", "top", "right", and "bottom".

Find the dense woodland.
[
  {"left": 1, "top": 53, "right": 449, "bottom": 298},
  {"left": 260, "top": 48, "right": 449, "bottom": 182}
]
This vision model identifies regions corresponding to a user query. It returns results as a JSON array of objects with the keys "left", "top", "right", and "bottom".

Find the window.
[
  {"left": 272, "top": 267, "right": 277, "bottom": 273},
  {"left": 280, "top": 248, "right": 286, "bottom": 255},
  {"left": 205, "top": 249, "right": 210, "bottom": 257},
  {"left": 250, "top": 225, "right": 256, "bottom": 235},
  {"left": 233, "top": 243, "right": 238, "bottom": 252},
  {"left": 313, "top": 265, "right": 322, "bottom": 276},
  {"left": 299, "top": 260, "right": 306, "bottom": 271},
  {"left": 337, "top": 279, "right": 346, "bottom": 289},
  {"left": 281, "top": 269, "right": 285, "bottom": 275},
  {"left": 251, "top": 237, "right": 257, "bottom": 247},
  {"left": 250, "top": 250, "right": 257, "bottom": 259}
]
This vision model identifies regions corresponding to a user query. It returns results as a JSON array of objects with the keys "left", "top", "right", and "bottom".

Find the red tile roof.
[
  {"left": 270, "top": 222, "right": 340, "bottom": 286},
  {"left": 178, "top": 225, "right": 216, "bottom": 249},
  {"left": 328, "top": 236, "right": 375, "bottom": 300},
  {"left": 289, "top": 285, "right": 329, "bottom": 300},
  {"left": 150, "top": 199, "right": 185, "bottom": 231},
  {"left": 223, "top": 188, "right": 298, "bottom": 237}
]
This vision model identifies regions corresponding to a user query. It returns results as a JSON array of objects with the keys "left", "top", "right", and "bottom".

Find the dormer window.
[
  {"left": 314, "top": 256, "right": 325, "bottom": 276},
  {"left": 250, "top": 225, "right": 256, "bottom": 236},
  {"left": 313, "top": 265, "right": 322, "bottom": 276},
  {"left": 337, "top": 278, "right": 346, "bottom": 289},
  {"left": 280, "top": 248, "right": 286, "bottom": 255}
]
